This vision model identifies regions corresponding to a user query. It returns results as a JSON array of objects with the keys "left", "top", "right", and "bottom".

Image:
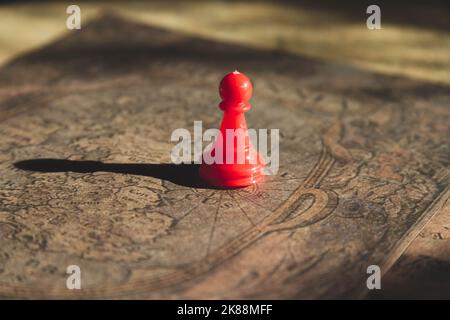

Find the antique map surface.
[{"left": 0, "top": 15, "right": 449, "bottom": 299}]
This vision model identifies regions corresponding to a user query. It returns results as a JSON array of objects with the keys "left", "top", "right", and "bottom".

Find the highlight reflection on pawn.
[{"left": 199, "top": 71, "right": 265, "bottom": 188}]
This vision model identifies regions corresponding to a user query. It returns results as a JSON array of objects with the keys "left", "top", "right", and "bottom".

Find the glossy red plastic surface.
[{"left": 199, "top": 71, "right": 265, "bottom": 188}]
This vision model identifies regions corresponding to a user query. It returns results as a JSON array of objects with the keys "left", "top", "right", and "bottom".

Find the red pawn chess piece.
[{"left": 199, "top": 71, "right": 265, "bottom": 187}]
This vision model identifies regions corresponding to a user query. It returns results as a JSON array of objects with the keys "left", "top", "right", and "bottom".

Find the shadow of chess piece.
[{"left": 199, "top": 71, "right": 265, "bottom": 188}]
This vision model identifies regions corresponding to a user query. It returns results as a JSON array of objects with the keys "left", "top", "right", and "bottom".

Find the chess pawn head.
[{"left": 219, "top": 70, "right": 252, "bottom": 113}]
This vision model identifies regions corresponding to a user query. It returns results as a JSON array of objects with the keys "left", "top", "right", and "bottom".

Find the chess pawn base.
[{"left": 199, "top": 154, "right": 265, "bottom": 188}]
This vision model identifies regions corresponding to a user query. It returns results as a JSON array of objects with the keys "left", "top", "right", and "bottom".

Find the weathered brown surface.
[
  {"left": 0, "top": 15, "right": 449, "bottom": 299},
  {"left": 371, "top": 196, "right": 450, "bottom": 299}
]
